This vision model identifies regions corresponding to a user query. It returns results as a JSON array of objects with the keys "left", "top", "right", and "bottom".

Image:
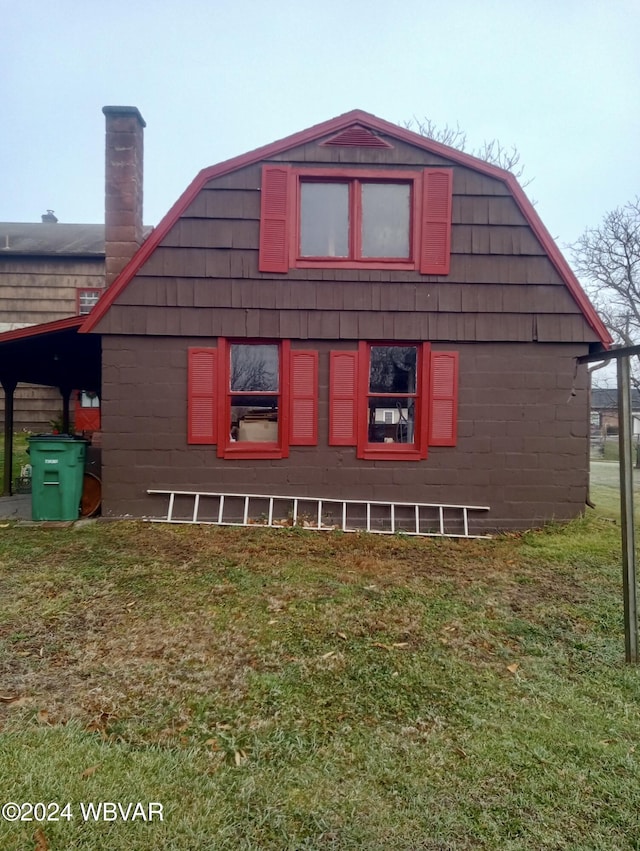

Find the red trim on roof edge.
[
  {"left": 80, "top": 110, "right": 611, "bottom": 346},
  {"left": 0, "top": 315, "right": 84, "bottom": 343}
]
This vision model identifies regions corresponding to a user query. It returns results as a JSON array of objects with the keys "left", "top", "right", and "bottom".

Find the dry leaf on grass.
[
  {"left": 506, "top": 663, "right": 519, "bottom": 674},
  {"left": 34, "top": 827, "right": 49, "bottom": 851},
  {"left": 234, "top": 749, "right": 247, "bottom": 766},
  {"left": 81, "top": 764, "right": 100, "bottom": 779}
]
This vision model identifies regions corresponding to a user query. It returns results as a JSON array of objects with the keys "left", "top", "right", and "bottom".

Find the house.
[
  {"left": 591, "top": 387, "right": 640, "bottom": 438},
  {"left": 74, "top": 106, "right": 610, "bottom": 533},
  {"left": 0, "top": 106, "right": 610, "bottom": 529},
  {"left": 0, "top": 219, "right": 105, "bottom": 429}
]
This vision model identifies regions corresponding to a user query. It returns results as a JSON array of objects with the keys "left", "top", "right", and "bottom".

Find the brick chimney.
[{"left": 102, "top": 106, "right": 146, "bottom": 287}]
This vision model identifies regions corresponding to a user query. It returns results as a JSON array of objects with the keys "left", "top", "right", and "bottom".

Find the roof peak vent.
[{"left": 321, "top": 124, "right": 393, "bottom": 149}]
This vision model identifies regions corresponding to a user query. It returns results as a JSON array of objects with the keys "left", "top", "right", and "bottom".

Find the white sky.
[{"left": 1, "top": 0, "right": 639, "bottom": 252}]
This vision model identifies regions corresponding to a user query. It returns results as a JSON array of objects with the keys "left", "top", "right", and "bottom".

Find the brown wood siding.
[
  {"left": 98, "top": 305, "right": 597, "bottom": 345},
  {"left": 0, "top": 254, "right": 105, "bottom": 429},
  {"left": 268, "top": 136, "right": 456, "bottom": 168},
  {"left": 100, "top": 336, "right": 590, "bottom": 532},
  {"left": 117, "top": 278, "right": 578, "bottom": 314},
  {"left": 0, "top": 257, "right": 104, "bottom": 326},
  {"left": 9, "top": 385, "right": 65, "bottom": 431},
  {"left": 94, "top": 135, "right": 597, "bottom": 343}
]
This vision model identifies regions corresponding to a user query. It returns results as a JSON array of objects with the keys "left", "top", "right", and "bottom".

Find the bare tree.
[
  {"left": 571, "top": 198, "right": 640, "bottom": 387},
  {"left": 405, "top": 117, "right": 531, "bottom": 188}
]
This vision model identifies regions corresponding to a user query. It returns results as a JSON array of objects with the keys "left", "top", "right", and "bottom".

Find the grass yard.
[
  {"left": 0, "top": 431, "right": 31, "bottom": 488},
  {"left": 1, "top": 503, "right": 639, "bottom": 850}
]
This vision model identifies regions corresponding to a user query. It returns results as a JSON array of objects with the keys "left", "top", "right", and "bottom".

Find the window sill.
[
  {"left": 219, "top": 443, "right": 285, "bottom": 460},
  {"left": 359, "top": 446, "right": 423, "bottom": 462},
  {"left": 295, "top": 259, "right": 417, "bottom": 271}
]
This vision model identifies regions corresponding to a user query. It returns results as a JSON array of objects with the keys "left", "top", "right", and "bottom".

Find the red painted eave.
[
  {"left": 0, "top": 315, "right": 84, "bottom": 343},
  {"left": 80, "top": 109, "right": 612, "bottom": 347}
]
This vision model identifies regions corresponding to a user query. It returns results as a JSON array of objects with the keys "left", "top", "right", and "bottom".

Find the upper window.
[
  {"left": 299, "top": 180, "right": 411, "bottom": 261},
  {"left": 77, "top": 288, "right": 102, "bottom": 315},
  {"left": 258, "top": 165, "right": 452, "bottom": 275}
]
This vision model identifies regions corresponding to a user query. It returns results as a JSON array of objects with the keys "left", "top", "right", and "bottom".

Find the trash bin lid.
[{"left": 28, "top": 434, "right": 87, "bottom": 442}]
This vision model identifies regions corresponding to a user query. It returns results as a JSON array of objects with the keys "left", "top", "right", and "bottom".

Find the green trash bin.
[{"left": 28, "top": 435, "right": 87, "bottom": 521}]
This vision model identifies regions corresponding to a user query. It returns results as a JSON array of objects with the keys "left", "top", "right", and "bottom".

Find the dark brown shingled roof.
[
  {"left": 0, "top": 223, "right": 153, "bottom": 256},
  {"left": 0, "top": 223, "right": 106, "bottom": 255}
]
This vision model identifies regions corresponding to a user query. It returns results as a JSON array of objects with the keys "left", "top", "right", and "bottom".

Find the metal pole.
[
  {"left": 617, "top": 355, "right": 638, "bottom": 663},
  {"left": 1, "top": 378, "right": 16, "bottom": 497}
]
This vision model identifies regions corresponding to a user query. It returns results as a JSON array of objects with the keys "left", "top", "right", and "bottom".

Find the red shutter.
[
  {"left": 258, "top": 165, "right": 291, "bottom": 273},
  {"left": 417, "top": 343, "right": 431, "bottom": 459},
  {"left": 289, "top": 350, "right": 318, "bottom": 446},
  {"left": 188, "top": 347, "right": 217, "bottom": 444},
  {"left": 329, "top": 351, "right": 359, "bottom": 446},
  {"left": 429, "top": 351, "right": 458, "bottom": 446},
  {"left": 420, "top": 169, "right": 452, "bottom": 275}
]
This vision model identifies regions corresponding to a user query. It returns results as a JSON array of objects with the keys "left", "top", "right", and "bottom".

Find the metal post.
[
  {"left": 60, "top": 386, "right": 72, "bottom": 434},
  {"left": 1, "top": 378, "right": 17, "bottom": 497},
  {"left": 617, "top": 356, "right": 638, "bottom": 663}
]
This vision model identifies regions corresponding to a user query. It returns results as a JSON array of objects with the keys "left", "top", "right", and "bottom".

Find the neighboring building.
[
  {"left": 78, "top": 108, "right": 611, "bottom": 532},
  {"left": 591, "top": 387, "right": 640, "bottom": 437},
  {"left": 0, "top": 219, "right": 105, "bottom": 429}
]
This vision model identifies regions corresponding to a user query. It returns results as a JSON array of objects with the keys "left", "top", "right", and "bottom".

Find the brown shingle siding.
[
  {"left": 183, "top": 188, "right": 260, "bottom": 220},
  {"left": 267, "top": 137, "right": 453, "bottom": 168},
  {"left": 451, "top": 225, "right": 544, "bottom": 256},
  {"left": 203, "top": 164, "right": 262, "bottom": 191},
  {"left": 453, "top": 195, "right": 528, "bottom": 226},
  {"left": 453, "top": 167, "right": 511, "bottom": 196}
]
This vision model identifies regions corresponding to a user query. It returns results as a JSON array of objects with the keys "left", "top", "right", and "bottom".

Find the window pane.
[
  {"left": 367, "top": 396, "right": 415, "bottom": 444},
  {"left": 230, "top": 345, "right": 279, "bottom": 391},
  {"left": 80, "top": 391, "right": 100, "bottom": 409},
  {"left": 231, "top": 398, "right": 278, "bottom": 443},
  {"left": 361, "top": 183, "right": 410, "bottom": 258},
  {"left": 78, "top": 289, "right": 101, "bottom": 315},
  {"left": 369, "top": 346, "right": 417, "bottom": 394},
  {"left": 300, "top": 182, "right": 349, "bottom": 257}
]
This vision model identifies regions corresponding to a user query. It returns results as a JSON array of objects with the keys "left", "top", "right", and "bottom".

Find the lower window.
[
  {"left": 229, "top": 343, "right": 280, "bottom": 444},
  {"left": 360, "top": 342, "right": 426, "bottom": 460},
  {"left": 187, "top": 340, "right": 318, "bottom": 458},
  {"left": 328, "top": 342, "right": 458, "bottom": 459},
  {"left": 367, "top": 346, "right": 418, "bottom": 446}
]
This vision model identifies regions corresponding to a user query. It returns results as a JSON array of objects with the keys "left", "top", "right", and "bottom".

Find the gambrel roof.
[{"left": 80, "top": 109, "right": 611, "bottom": 347}]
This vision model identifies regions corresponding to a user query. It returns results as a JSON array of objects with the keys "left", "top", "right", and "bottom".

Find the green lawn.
[
  {"left": 591, "top": 458, "right": 640, "bottom": 518},
  {"left": 1, "top": 510, "right": 639, "bottom": 849},
  {"left": 0, "top": 431, "right": 30, "bottom": 490}
]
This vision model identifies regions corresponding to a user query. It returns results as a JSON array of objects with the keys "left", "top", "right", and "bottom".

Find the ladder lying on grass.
[{"left": 147, "top": 489, "right": 490, "bottom": 539}]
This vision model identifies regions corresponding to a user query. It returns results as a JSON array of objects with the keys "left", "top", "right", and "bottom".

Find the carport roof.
[{"left": 0, "top": 316, "right": 101, "bottom": 391}]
